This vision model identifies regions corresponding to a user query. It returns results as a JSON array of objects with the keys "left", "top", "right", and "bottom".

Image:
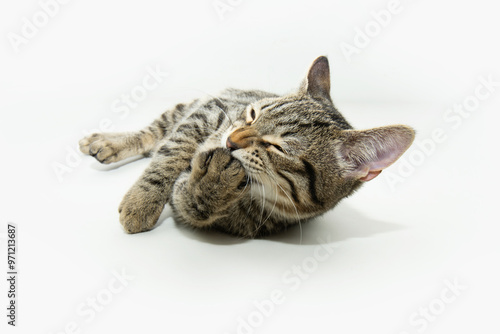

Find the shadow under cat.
[{"left": 168, "top": 202, "right": 405, "bottom": 246}]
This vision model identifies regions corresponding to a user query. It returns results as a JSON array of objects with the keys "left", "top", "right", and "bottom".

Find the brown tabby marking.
[{"left": 79, "top": 57, "right": 415, "bottom": 238}]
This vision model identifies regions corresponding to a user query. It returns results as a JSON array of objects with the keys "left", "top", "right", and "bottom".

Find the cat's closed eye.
[{"left": 262, "top": 141, "right": 285, "bottom": 154}]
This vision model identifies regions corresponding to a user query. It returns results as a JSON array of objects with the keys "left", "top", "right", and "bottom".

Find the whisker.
[
  {"left": 200, "top": 92, "right": 235, "bottom": 126},
  {"left": 263, "top": 165, "right": 303, "bottom": 244},
  {"left": 253, "top": 173, "right": 265, "bottom": 230},
  {"left": 249, "top": 173, "right": 268, "bottom": 236},
  {"left": 262, "top": 179, "right": 278, "bottom": 225},
  {"left": 246, "top": 175, "right": 255, "bottom": 219},
  {"left": 275, "top": 181, "right": 303, "bottom": 245},
  {"left": 259, "top": 175, "right": 266, "bottom": 225}
]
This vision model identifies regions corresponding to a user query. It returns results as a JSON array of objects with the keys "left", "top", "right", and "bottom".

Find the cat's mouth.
[
  {"left": 230, "top": 150, "right": 264, "bottom": 174},
  {"left": 220, "top": 129, "right": 268, "bottom": 188}
]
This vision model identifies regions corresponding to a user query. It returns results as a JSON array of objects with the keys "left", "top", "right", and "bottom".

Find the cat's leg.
[
  {"left": 111, "top": 97, "right": 234, "bottom": 233},
  {"left": 79, "top": 103, "right": 188, "bottom": 164},
  {"left": 170, "top": 148, "right": 248, "bottom": 229},
  {"left": 117, "top": 119, "right": 212, "bottom": 233},
  {"left": 79, "top": 131, "right": 156, "bottom": 164}
]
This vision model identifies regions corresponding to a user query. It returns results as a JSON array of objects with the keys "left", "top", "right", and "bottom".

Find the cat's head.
[{"left": 222, "top": 56, "right": 415, "bottom": 220}]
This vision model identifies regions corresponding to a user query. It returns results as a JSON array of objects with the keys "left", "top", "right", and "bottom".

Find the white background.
[{"left": 1, "top": 0, "right": 499, "bottom": 333}]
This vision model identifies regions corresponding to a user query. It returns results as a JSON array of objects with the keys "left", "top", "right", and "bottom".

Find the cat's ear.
[
  {"left": 339, "top": 125, "right": 415, "bottom": 182},
  {"left": 301, "top": 56, "right": 332, "bottom": 101}
]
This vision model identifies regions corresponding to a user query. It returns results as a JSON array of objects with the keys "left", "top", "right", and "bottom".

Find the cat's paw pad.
[
  {"left": 118, "top": 187, "right": 164, "bottom": 234},
  {"left": 79, "top": 133, "right": 122, "bottom": 164}
]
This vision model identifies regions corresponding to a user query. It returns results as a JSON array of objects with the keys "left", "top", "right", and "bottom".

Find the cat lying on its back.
[{"left": 79, "top": 56, "right": 415, "bottom": 238}]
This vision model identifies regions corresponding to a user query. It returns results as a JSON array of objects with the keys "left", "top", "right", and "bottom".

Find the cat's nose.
[
  {"left": 226, "top": 127, "right": 257, "bottom": 151},
  {"left": 226, "top": 137, "right": 240, "bottom": 151}
]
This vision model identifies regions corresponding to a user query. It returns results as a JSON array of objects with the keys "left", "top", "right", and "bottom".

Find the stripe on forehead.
[{"left": 259, "top": 99, "right": 297, "bottom": 112}]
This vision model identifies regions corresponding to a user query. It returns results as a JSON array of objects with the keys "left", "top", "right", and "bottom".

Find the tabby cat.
[{"left": 79, "top": 56, "right": 415, "bottom": 238}]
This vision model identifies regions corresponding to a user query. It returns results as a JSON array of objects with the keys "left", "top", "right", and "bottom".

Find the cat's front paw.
[
  {"left": 191, "top": 148, "right": 247, "bottom": 195},
  {"left": 79, "top": 133, "right": 125, "bottom": 164},
  {"left": 118, "top": 185, "right": 164, "bottom": 233}
]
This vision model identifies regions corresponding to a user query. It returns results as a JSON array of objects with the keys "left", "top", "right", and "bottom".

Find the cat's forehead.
[
  {"left": 250, "top": 96, "right": 333, "bottom": 125},
  {"left": 256, "top": 108, "right": 342, "bottom": 143},
  {"left": 251, "top": 96, "right": 293, "bottom": 111},
  {"left": 249, "top": 94, "right": 352, "bottom": 134},
  {"left": 251, "top": 96, "right": 315, "bottom": 120}
]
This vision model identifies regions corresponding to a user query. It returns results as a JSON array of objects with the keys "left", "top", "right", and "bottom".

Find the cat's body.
[{"left": 80, "top": 57, "right": 415, "bottom": 238}]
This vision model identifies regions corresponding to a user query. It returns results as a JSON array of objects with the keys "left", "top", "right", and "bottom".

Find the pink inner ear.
[
  {"left": 359, "top": 170, "right": 382, "bottom": 182},
  {"left": 342, "top": 125, "right": 416, "bottom": 182},
  {"left": 345, "top": 137, "right": 411, "bottom": 182},
  {"left": 350, "top": 151, "right": 398, "bottom": 182}
]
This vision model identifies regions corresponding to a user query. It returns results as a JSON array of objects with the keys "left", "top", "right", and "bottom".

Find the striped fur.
[{"left": 80, "top": 56, "right": 415, "bottom": 238}]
